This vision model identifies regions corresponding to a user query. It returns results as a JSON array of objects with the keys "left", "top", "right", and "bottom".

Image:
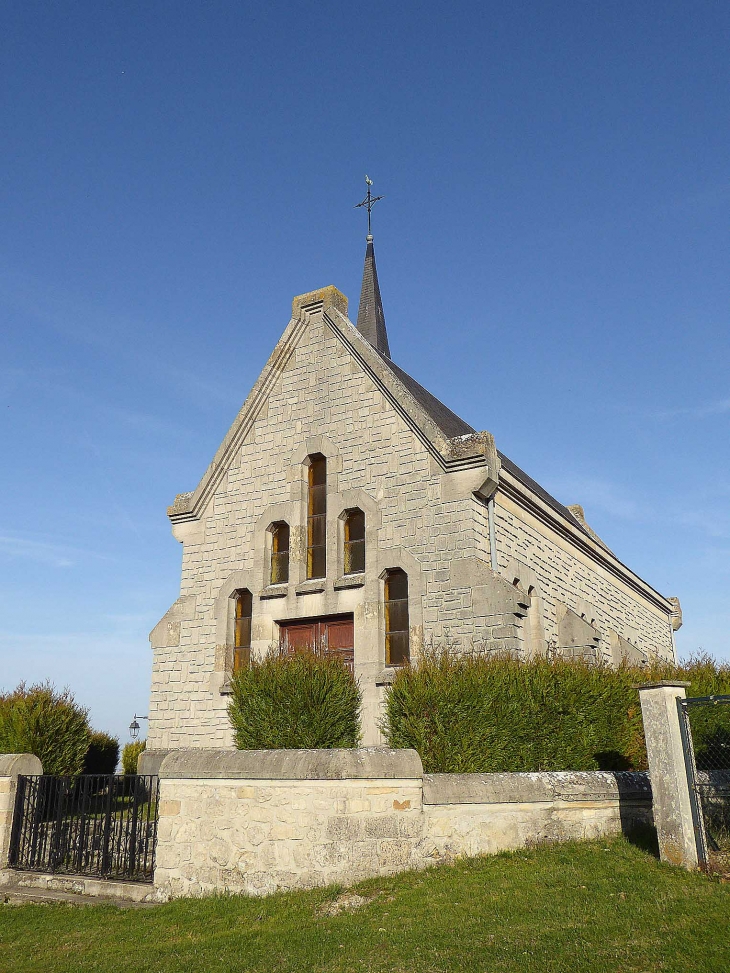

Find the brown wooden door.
[
  {"left": 279, "top": 616, "right": 354, "bottom": 672},
  {"left": 321, "top": 618, "right": 354, "bottom": 671},
  {"left": 280, "top": 621, "right": 318, "bottom": 654}
]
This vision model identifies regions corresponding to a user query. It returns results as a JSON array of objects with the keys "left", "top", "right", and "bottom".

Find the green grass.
[{"left": 2, "top": 836, "right": 730, "bottom": 973}]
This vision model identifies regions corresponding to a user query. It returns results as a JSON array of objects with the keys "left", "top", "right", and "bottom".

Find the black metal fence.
[
  {"left": 8, "top": 774, "right": 159, "bottom": 883},
  {"left": 679, "top": 695, "right": 730, "bottom": 875}
]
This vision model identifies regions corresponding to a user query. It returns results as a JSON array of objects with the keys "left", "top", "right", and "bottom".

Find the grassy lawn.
[{"left": 2, "top": 836, "right": 729, "bottom": 973}]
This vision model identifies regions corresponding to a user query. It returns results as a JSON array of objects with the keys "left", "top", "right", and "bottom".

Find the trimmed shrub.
[
  {"left": 83, "top": 731, "right": 120, "bottom": 775},
  {"left": 0, "top": 682, "right": 91, "bottom": 777},
  {"left": 122, "top": 740, "right": 146, "bottom": 775},
  {"left": 382, "top": 649, "right": 730, "bottom": 774},
  {"left": 229, "top": 649, "right": 362, "bottom": 749}
]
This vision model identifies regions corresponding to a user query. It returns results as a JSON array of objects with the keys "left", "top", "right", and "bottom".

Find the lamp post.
[{"left": 129, "top": 714, "right": 149, "bottom": 739}]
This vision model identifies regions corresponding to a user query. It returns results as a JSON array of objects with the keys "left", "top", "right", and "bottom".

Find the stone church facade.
[{"left": 147, "top": 236, "right": 681, "bottom": 749}]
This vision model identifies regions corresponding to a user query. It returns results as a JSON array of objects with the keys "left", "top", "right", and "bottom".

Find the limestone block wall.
[
  {"left": 0, "top": 754, "right": 42, "bottom": 876},
  {"left": 422, "top": 770, "right": 653, "bottom": 860},
  {"left": 153, "top": 749, "right": 425, "bottom": 898},
  {"left": 495, "top": 494, "right": 675, "bottom": 662},
  {"left": 148, "top": 306, "right": 517, "bottom": 750},
  {"left": 152, "top": 748, "right": 653, "bottom": 900},
  {"left": 148, "top": 297, "right": 676, "bottom": 752}
]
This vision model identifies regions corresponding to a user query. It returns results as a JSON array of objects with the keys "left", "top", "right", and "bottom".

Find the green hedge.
[
  {"left": 122, "top": 740, "right": 146, "bottom": 775},
  {"left": 83, "top": 731, "right": 120, "bottom": 775},
  {"left": 228, "top": 650, "right": 361, "bottom": 749},
  {"left": 382, "top": 650, "right": 730, "bottom": 774},
  {"left": 0, "top": 682, "right": 91, "bottom": 777}
]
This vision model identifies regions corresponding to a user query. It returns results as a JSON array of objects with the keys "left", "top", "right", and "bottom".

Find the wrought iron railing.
[{"left": 8, "top": 774, "right": 159, "bottom": 883}]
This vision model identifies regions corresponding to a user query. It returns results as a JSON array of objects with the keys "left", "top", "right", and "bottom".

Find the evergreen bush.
[
  {"left": 82, "top": 731, "right": 120, "bottom": 775},
  {"left": 228, "top": 648, "right": 362, "bottom": 749},
  {"left": 122, "top": 740, "right": 146, "bottom": 774},
  {"left": 0, "top": 682, "right": 90, "bottom": 777},
  {"left": 382, "top": 649, "right": 730, "bottom": 774}
]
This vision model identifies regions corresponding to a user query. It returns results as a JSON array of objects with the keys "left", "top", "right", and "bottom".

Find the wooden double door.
[{"left": 279, "top": 614, "right": 354, "bottom": 671}]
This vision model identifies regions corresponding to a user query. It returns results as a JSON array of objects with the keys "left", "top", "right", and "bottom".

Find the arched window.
[
  {"left": 385, "top": 569, "right": 409, "bottom": 666},
  {"left": 270, "top": 522, "right": 290, "bottom": 585},
  {"left": 307, "top": 454, "right": 327, "bottom": 579},
  {"left": 343, "top": 508, "right": 365, "bottom": 575},
  {"left": 233, "top": 589, "right": 252, "bottom": 671}
]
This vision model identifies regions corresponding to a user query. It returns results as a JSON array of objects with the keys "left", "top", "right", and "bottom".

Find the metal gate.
[
  {"left": 679, "top": 695, "right": 730, "bottom": 874},
  {"left": 8, "top": 774, "right": 159, "bottom": 883}
]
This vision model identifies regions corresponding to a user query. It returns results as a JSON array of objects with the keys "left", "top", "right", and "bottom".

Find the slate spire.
[
  {"left": 356, "top": 234, "right": 391, "bottom": 359},
  {"left": 354, "top": 177, "right": 391, "bottom": 359}
]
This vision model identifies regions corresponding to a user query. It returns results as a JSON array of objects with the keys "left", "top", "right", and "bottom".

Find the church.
[{"left": 147, "top": 203, "right": 681, "bottom": 749}]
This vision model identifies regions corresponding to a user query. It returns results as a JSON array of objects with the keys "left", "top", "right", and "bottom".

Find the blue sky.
[{"left": 1, "top": 1, "right": 729, "bottom": 745}]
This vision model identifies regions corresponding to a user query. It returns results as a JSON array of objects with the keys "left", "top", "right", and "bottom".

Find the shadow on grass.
[{"left": 622, "top": 822, "right": 660, "bottom": 858}]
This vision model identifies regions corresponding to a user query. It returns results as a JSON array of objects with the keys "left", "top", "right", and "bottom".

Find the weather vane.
[{"left": 355, "top": 175, "right": 384, "bottom": 238}]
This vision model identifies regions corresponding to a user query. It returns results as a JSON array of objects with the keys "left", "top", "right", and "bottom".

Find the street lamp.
[{"left": 129, "top": 714, "right": 149, "bottom": 739}]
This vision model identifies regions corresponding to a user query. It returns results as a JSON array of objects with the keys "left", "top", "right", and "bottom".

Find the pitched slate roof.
[
  {"left": 372, "top": 347, "right": 592, "bottom": 541},
  {"left": 380, "top": 357, "right": 475, "bottom": 440}
]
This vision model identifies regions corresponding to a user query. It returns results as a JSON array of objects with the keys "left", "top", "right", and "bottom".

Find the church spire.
[{"left": 354, "top": 177, "right": 391, "bottom": 359}]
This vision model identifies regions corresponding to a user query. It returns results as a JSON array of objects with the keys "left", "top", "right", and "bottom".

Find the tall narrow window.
[
  {"left": 385, "top": 569, "right": 409, "bottom": 666},
  {"left": 307, "top": 454, "right": 327, "bottom": 579},
  {"left": 233, "top": 589, "right": 252, "bottom": 671},
  {"left": 270, "top": 522, "right": 290, "bottom": 584},
  {"left": 344, "top": 509, "right": 365, "bottom": 574}
]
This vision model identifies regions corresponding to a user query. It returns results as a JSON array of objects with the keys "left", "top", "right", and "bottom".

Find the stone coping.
[
  {"left": 137, "top": 749, "right": 172, "bottom": 778},
  {"left": 422, "top": 771, "right": 652, "bottom": 806},
  {"left": 158, "top": 747, "right": 424, "bottom": 781},
  {"left": 634, "top": 681, "right": 691, "bottom": 690},
  {"left": 0, "top": 754, "right": 42, "bottom": 777}
]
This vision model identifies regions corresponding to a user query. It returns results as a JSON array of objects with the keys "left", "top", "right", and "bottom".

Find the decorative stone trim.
[
  {"left": 158, "top": 747, "right": 424, "bottom": 781},
  {"left": 295, "top": 580, "right": 326, "bottom": 596},
  {"left": 333, "top": 574, "right": 366, "bottom": 590},
  {"left": 259, "top": 585, "right": 288, "bottom": 600},
  {"left": 167, "top": 312, "right": 309, "bottom": 523},
  {"left": 375, "top": 668, "right": 398, "bottom": 686}
]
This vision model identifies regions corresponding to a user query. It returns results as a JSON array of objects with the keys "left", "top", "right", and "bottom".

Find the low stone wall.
[
  {"left": 0, "top": 754, "right": 43, "bottom": 875},
  {"left": 155, "top": 749, "right": 424, "bottom": 898},
  {"left": 423, "top": 770, "right": 652, "bottom": 859},
  {"left": 154, "top": 749, "right": 653, "bottom": 899}
]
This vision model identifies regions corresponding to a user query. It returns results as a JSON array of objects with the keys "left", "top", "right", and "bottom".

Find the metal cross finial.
[{"left": 355, "top": 175, "right": 384, "bottom": 238}]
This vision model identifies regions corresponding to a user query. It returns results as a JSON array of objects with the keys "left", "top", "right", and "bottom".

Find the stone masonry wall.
[
  {"left": 495, "top": 495, "right": 675, "bottom": 661},
  {"left": 152, "top": 749, "right": 653, "bottom": 900},
  {"left": 153, "top": 749, "right": 425, "bottom": 898},
  {"left": 148, "top": 297, "right": 676, "bottom": 750},
  {"left": 149, "top": 306, "right": 498, "bottom": 749},
  {"left": 422, "top": 771, "right": 653, "bottom": 860},
  {"left": 156, "top": 777, "right": 424, "bottom": 898}
]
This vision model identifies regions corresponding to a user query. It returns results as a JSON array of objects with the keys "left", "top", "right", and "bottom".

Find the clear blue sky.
[{"left": 1, "top": 1, "right": 728, "bottom": 746}]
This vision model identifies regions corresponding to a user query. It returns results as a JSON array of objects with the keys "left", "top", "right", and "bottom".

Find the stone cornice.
[
  {"left": 167, "top": 311, "right": 310, "bottom": 524},
  {"left": 498, "top": 466, "right": 672, "bottom": 614}
]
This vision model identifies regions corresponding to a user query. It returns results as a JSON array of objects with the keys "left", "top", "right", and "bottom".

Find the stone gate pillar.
[
  {"left": 0, "top": 754, "right": 43, "bottom": 871},
  {"left": 637, "top": 681, "right": 700, "bottom": 870}
]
